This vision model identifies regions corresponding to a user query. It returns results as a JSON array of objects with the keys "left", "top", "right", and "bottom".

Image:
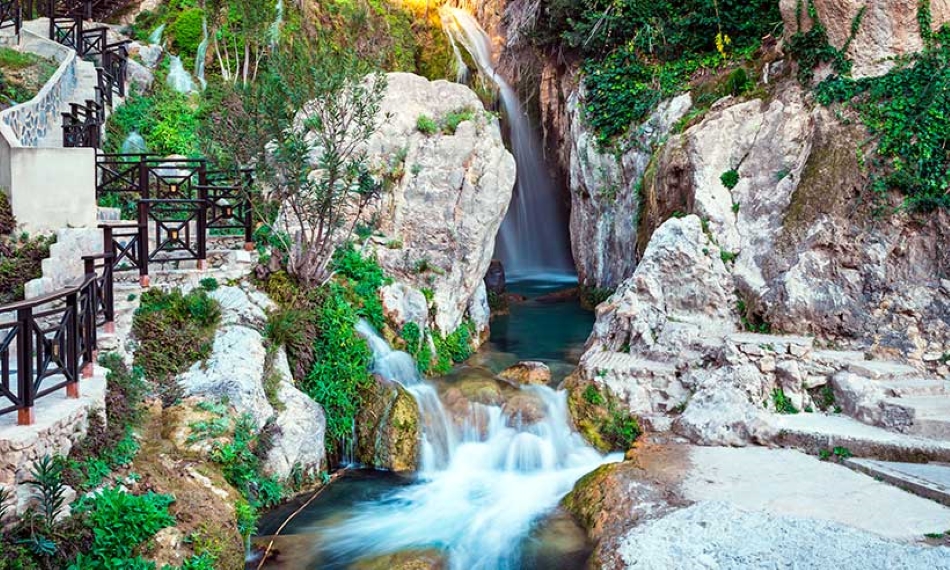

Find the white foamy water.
[
  {"left": 442, "top": 8, "right": 574, "bottom": 275},
  {"left": 167, "top": 56, "right": 196, "bottom": 94},
  {"left": 326, "top": 321, "right": 618, "bottom": 569}
]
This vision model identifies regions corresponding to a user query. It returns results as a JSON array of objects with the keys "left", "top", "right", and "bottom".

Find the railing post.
[
  {"left": 65, "top": 289, "right": 81, "bottom": 393},
  {"left": 102, "top": 257, "right": 114, "bottom": 332},
  {"left": 139, "top": 157, "right": 148, "bottom": 198},
  {"left": 242, "top": 169, "right": 254, "bottom": 250},
  {"left": 197, "top": 163, "right": 208, "bottom": 269},
  {"left": 137, "top": 200, "right": 149, "bottom": 287},
  {"left": 16, "top": 307, "right": 33, "bottom": 425}
]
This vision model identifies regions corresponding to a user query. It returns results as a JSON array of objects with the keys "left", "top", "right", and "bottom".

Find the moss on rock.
[{"left": 356, "top": 377, "right": 421, "bottom": 473}]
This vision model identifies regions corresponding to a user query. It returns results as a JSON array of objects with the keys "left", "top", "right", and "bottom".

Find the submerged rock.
[
  {"left": 356, "top": 377, "right": 421, "bottom": 473},
  {"left": 349, "top": 548, "right": 447, "bottom": 570},
  {"left": 498, "top": 361, "right": 552, "bottom": 386}
]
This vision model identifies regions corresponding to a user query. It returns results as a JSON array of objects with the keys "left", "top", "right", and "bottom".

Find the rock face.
[
  {"left": 177, "top": 285, "right": 326, "bottom": 478},
  {"left": 780, "top": 0, "right": 950, "bottom": 79},
  {"left": 362, "top": 73, "right": 516, "bottom": 338},
  {"left": 540, "top": 64, "right": 692, "bottom": 289},
  {"left": 356, "top": 376, "right": 421, "bottom": 473}
]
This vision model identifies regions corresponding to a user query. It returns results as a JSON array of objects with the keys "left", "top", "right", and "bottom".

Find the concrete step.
[
  {"left": 769, "top": 413, "right": 950, "bottom": 464},
  {"left": 844, "top": 458, "right": 950, "bottom": 507},
  {"left": 883, "top": 396, "right": 950, "bottom": 440}
]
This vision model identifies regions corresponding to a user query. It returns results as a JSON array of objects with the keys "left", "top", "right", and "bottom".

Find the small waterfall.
[
  {"left": 269, "top": 0, "right": 284, "bottom": 47},
  {"left": 120, "top": 131, "right": 147, "bottom": 154},
  {"left": 195, "top": 18, "right": 209, "bottom": 90},
  {"left": 442, "top": 16, "right": 471, "bottom": 84},
  {"left": 167, "top": 56, "right": 197, "bottom": 94},
  {"left": 148, "top": 23, "right": 166, "bottom": 45},
  {"left": 341, "top": 320, "right": 617, "bottom": 569},
  {"left": 442, "top": 8, "right": 574, "bottom": 279}
]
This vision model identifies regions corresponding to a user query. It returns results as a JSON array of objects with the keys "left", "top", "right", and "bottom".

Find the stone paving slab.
[
  {"left": 683, "top": 446, "right": 950, "bottom": 540},
  {"left": 845, "top": 458, "right": 950, "bottom": 507}
]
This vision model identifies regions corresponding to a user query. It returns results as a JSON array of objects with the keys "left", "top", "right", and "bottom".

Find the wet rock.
[
  {"left": 502, "top": 391, "right": 548, "bottom": 427},
  {"left": 498, "top": 361, "right": 552, "bottom": 386},
  {"left": 349, "top": 548, "right": 447, "bottom": 570},
  {"left": 563, "top": 373, "right": 640, "bottom": 453},
  {"left": 380, "top": 282, "right": 429, "bottom": 331},
  {"left": 535, "top": 287, "right": 580, "bottom": 304},
  {"left": 356, "top": 377, "right": 421, "bottom": 473},
  {"left": 485, "top": 259, "right": 506, "bottom": 296}
]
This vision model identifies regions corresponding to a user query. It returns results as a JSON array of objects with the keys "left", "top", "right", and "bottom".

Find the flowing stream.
[
  {"left": 256, "top": 291, "right": 610, "bottom": 569},
  {"left": 442, "top": 8, "right": 574, "bottom": 278}
]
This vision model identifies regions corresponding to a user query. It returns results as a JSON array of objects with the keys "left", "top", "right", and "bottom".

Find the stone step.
[
  {"left": 811, "top": 350, "right": 867, "bottom": 368},
  {"left": 843, "top": 458, "right": 950, "bottom": 507},
  {"left": 582, "top": 351, "right": 677, "bottom": 376},
  {"left": 882, "top": 396, "right": 950, "bottom": 440},
  {"left": 882, "top": 379, "right": 950, "bottom": 398},
  {"left": 848, "top": 360, "right": 920, "bottom": 381},
  {"left": 769, "top": 413, "right": 950, "bottom": 464}
]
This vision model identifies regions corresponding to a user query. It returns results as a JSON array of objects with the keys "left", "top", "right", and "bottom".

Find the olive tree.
[{"left": 250, "top": 43, "right": 388, "bottom": 287}]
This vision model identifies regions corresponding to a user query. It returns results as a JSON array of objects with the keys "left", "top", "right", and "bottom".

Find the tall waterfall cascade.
[
  {"left": 442, "top": 8, "right": 575, "bottom": 279},
  {"left": 331, "top": 321, "right": 616, "bottom": 569}
]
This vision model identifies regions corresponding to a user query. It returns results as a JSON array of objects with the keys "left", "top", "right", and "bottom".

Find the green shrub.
[
  {"left": 443, "top": 108, "right": 475, "bottom": 134},
  {"left": 169, "top": 8, "right": 205, "bottom": 59},
  {"left": 603, "top": 409, "right": 641, "bottom": 450},
  {"left": 64, "top": 354, "right": 146, "bottom": 490},
  {"left": 132, "top": 288, "right": 220, "bottom": 382},
  {"left": 416, "top": 114, "right": 438, "bottom": 135},
  {"left": 0, "top": 233, "right": 54, "bottom": 303},
  {"left": 771, "top": 388, "right": 799, "bottom": 414},
  {"left": 208, "top": 414, "right": 284, "bottom": 509},
  {"left": 71, "top": 487, "right": 175, "bottom": 568},
  {"left": 583, "top": 384, "right": 606, "bottom": 405},
  {"left": 198, "top": 277, "right": 219, "bottom": 291},
  {"left": 302, "top": 283, "right": 373, "bottom": 446},
  {"left": 720, "top": 169, "right": 740, "bottom": 189},
  {"left": 331, "top": 245, "right": 388, "bottom": 330}
]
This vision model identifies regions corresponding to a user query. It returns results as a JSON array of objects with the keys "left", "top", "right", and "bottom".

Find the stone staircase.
[{"left": 17, "top": 18, "right": 114, "bottom": 148}]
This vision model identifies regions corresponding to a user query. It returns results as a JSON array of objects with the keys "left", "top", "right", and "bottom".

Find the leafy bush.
[
  {"left": 303, "top": 283, "right": 373, "bottom": 446},
  {"left": 132, "top": 288, "right": 220, "bottom": 383},
  {"left": 71, "top": 487, "right": 175, "bottom": 568},
  {"left": 443, "top": 108, "right": 476, "bottom": 134},
  {"left": 814, "top": 20, "right": 950, "bottom": 212},
  {"left": 771, "top": 388, "right": 799, "bottom": 414},
  {"left": 415, "top": 114, "right": 438, "bottom": 135},
  {"left": 720, "top": 169, "right": 740, "bottom": 189},
  {"left": 330, "top": 245, "right": 388, "bottom": 330},
  {"left": 541, "top": 0, "right": 781, "bottom": 143},
  {"left": 602, "top": 409, "right": 641, "bottom": 450},
  {"left": 207, "top": 414, "right": 284, "bottom": 509},
  {"left": 170, "top": 8, "right": 206, "bottom": 59},
  {"left": 198, "top": 277, "right": 219, "bottom": 291},
  {"left": 0, "top": 233, "right": 54, "bottom": 304},
  {"left": 64, "top": 354, "right": 147, "bottom": 490}
]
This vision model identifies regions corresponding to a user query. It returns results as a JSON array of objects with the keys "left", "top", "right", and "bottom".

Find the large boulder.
[
  {"left": 361, "top": 73, "right": 516, "bottom": 337},
  {"left": 780, "top": 0, "right": 950, "bottom": 79},
  {"left": 177, "top": 285, "right": 326, "bottom": 478}
]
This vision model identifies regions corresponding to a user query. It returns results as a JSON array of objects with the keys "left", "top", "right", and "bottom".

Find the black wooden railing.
[
  {"left": 97, "top": 153, "right": 255, "bottom": 284},
  {"left": 0, "top": 0, "right": 21, "bottom": 34},
  {"left": 0, "top": 251, "right": 113, "bottom": 425}
]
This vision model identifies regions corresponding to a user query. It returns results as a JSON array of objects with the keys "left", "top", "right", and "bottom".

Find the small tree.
[{"left": 251, "top": 43, "right": 388, "bottom": 287}]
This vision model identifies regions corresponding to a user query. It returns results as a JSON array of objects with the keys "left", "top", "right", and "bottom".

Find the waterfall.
[
  {"left": 269, "top": 0, "right": 284, "bottom": 47},
  {"left": 442, "top": 8, "right": 574, "bottom": 279},
  {"left": 195, "top": 18, "right": 209, "bottom": 90},
  {"left": 167, "top": 56, "right": 197, "bottom": 94},
  {"left": 337, "top": 321, "right": 617, "bottom": 569},
  {"left": 120, "top": 131, "right": 147, "bottom": 154},
  {"left": 148, "top": 23, "right": 166, "bottom": 45}
]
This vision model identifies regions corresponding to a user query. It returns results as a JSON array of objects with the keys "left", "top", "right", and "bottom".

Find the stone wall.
[
  {"left": 0, "top": 369, "right": 107, "bottom": 520},
  {"left": 0, "top": 30, "right": 76, "bottom": 147}
]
